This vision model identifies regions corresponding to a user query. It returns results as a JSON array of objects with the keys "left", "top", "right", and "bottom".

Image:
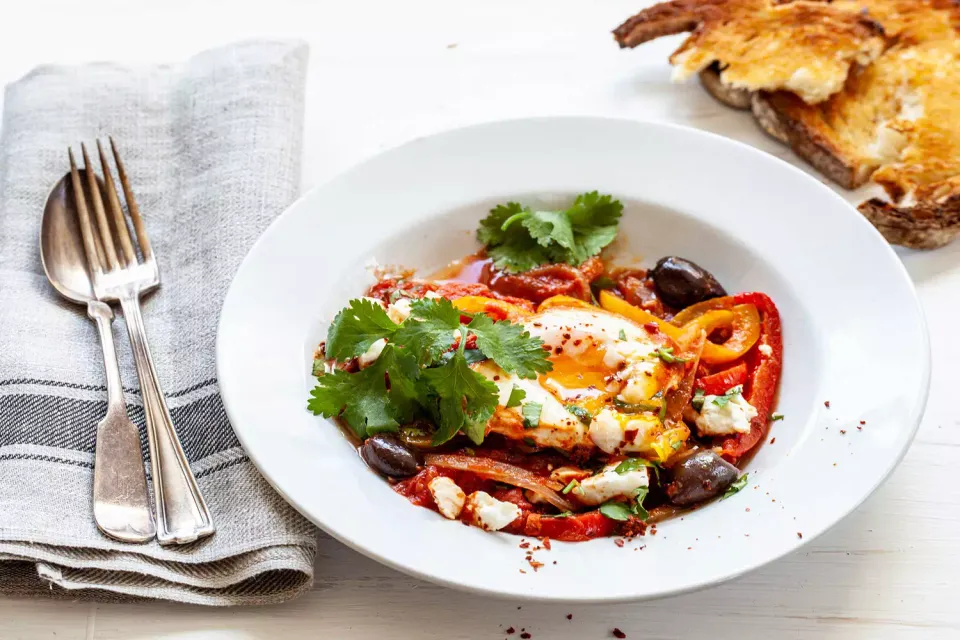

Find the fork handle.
[{"left": 119, "top": 294, "right": 215, "bottom": 545}]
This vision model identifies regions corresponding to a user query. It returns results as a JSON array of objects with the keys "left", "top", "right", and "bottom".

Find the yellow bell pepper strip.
[
  {"left": 598, "top": 290, "right": 684, "bottom": 339},
  {"left": 599, "top": 290, "right": 754, "bottom": 364},
  {"left": 537, "top": 295, "right": 598, "bottom": 312},
  {"left": 667, "top": 295, "right": 761, "bottom": 365}
]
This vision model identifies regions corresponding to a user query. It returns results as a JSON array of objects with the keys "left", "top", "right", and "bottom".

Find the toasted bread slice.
[
  {"left": 615, "top": 0, "right": 960, "bottom": 248},
  {"left": 613, "top": 0, "right": 886, "bottom": 104},
  {"left": 699, "top": 65, "right": 752, "bottom": 110}
]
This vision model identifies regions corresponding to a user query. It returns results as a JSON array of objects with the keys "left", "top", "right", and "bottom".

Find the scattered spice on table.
[{"left": 612, "top": 628, "right": 627, "bottom": 638}]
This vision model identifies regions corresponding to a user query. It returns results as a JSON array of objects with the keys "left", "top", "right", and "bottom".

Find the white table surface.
[{"left": 3, "top": 1, "right": 959, "bottom": 638}]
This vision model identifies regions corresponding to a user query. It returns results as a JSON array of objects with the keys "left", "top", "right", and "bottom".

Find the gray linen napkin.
[{"left": 0, "top": 40, "right": 318, "bottom": 605}]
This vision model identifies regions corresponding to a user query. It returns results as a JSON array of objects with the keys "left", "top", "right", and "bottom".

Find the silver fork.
[{"left": 68, "top": 139, "right": 215, "bottom": 545}]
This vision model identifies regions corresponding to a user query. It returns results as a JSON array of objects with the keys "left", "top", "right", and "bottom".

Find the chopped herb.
[
  {"left": 618, "top": 329, "right": 627, "bottom": 341},
  {"left": 309, "top": 297, "right": 552, "bottom": 446},
  {"left": 712, "top": 385, "right": 743, "bottom": 408},
  {"left": 522, "top": 402, "right": 543, "bottom": 429},
  {"left": 543, "top": 511, "right": 573, "bottom": 519},
  {"left": 613, "top": 458, "right": 657, "bottom": 474},
  {"left": 564, "top": 404, "right": 593, "bottom": 424},
  {"left": 692, "top": 388, "right": 705, "bottom": 412},
  {"left": 506, "top": 385, "right": 526, "bottom": 408},
  {"left": 769, "top": 413, "right": 785, "bottom": 422},
  {"left": 613, "top": 398, "right": 660, "bottom": 414},
  {"left": 659, "top": 398, "right": 667, "bottom": 421},
  {"left": 670, "top": 440, "right": 682, "bottom": 451},
  {"left": 722, "top": 473, "right": 749, "bottom": 499},
  {"left": 657, "top": 347, "right": 689, "bottom": 364},
  {"left": 591, "top": 275, "right": 617, "bottom": 291},
  {"left": 523, "top": 437, "right": 536, "bottom": 447},
  {"left": 599, "top": 501, "right": 634, "bottom": 521},
  {"left": 631, "top": 485, "right": 650, "bottom": 521},
  {"left": 477, "top": 192, "right": 623, "bottom": 272},
  {"left": 561, "top": 479, "right": 580, "bottom": 495}
]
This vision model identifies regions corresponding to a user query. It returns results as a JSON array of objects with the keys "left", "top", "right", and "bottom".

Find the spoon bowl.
[{"left": 40, "top": 171, "right": 95, "bottom": 303}]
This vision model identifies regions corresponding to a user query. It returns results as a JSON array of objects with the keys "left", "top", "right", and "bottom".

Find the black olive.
[
  {"left": 360, "top": 433, "right": 420, "bottom": 478},
  {"left": 650, "top": 256, "right": 727, "bottom": 309},
  {"left": 664, "top": 450, "right": 739, "bottom": 506}
]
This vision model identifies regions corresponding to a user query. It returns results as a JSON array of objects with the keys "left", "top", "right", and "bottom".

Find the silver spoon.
[{"left": 40, "top": 171, "right": 155, "bottom": 543}]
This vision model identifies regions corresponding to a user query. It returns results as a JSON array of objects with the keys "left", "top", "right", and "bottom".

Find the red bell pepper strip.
[
  {"left": 524, "top": 511, "right": 616, "bottom": 541},
  {"left": 719, "top": 292, "right": 783, "bottom": 460},
  {"left": 696, "top": 363, "right": 747, "bottom": 396}
]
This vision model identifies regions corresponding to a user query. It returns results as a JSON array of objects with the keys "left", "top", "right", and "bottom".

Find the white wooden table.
[{"left": 3, "top": 1, "right": 959, "bottom": 638}]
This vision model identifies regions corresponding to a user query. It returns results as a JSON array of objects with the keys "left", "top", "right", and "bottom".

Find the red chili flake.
[
  {"left": 541, "top": 537, "right": 552, "bottom": 550},
  {"left": 520, "top": 634, "right": 531, "bottom": 640},
  {"left": 506, "top": 628, "right": 516, "bottom": 635},
  {"left": 566, "top": 614, "right": 573, "bottom": 620},
  {"left": 769, "top": 437, "right": 776, "bottom": 444},
  {"left": 553, "top": 560, "right": 557, "bottom": 565},
  {"left": 493, "top": 375, "right": 500, "bottom": 381},
  {"left": 840, "top": 429, "right": 846, "bottom": 435},
  {"left": 824, "top": 401, "right": 831, "bottom": 408},
  {"left": 797, "top": 532, "right": 803, "bottom": 539},
  {"left": 643, "top": 322, "right": 659, "bottom": 333},
  {"left": 612, "top": 628, "right": 627, "bottom": 638},
  {"left": 554, "top": 347, "right": 564, "bottom": 355},
  {"left": 857, "top": 425, "right": 862, "bottom": 431},
  {"left": 519, "top": 542, "right": 530, "bottom": 549},
  {"left": 745, "top": 507, "right": 750, "bottom": 512},
  {"left": 529, "top": 560, "right": 544, "bottom": 571},
  {"left": 614, "top": 538, "right": 625, "bottom": 548},
  {"left": 860, "top": 420, "right": 866, "bottom": 425},
  {"left": 519, "top": 569, "right": 526, "bottom": 574},
  {"left": 562, "top": 333, "right": 571, "bottom": 340},
  {"left": 573, "top": 339, "right": 582, "bottom": 346}
]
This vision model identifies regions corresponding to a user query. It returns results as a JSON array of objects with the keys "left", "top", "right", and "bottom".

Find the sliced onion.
[{"left": 424, "top": 454, "right": 575, "bottom": 512}]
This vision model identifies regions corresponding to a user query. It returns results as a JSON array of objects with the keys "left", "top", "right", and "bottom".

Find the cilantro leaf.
[
  {"left": 723, "top": 473, "right": 749, "bottom": 499},
  {"left": 713, "top": 385, "right": 744, "bottom": 408},
  {"left": 506, "top": 385, "right": 526, "bottom": 408},
  {"left": 421, "top": 343, "right": 499, "bottom": 445},
  {"left": 522, "top": 402, "right": 542, "bottom": 429},
  {"left": 476, "top": 192, "right": 623, "bottom": 272},
  {"left": 393, "top": 298, "right": 461, "bottom": 365},
  {"left": 657, "top": 347, "right": 689, "bottom": 364},
  {"left": 307, "top": 344, "right": 419, "bottom": 438},
  {"left": 692, "top": 388, "right": 706, "bottom": 412},
  {"left": 631, "top": 485, "right": 650, "bottom": 521},
  {"left": 769, "top": 413, "right": 785, "bottom": 422},
  {"left": 599, "top": 502, "right": 634, "bottom": 521},
  {"left": 325, "top": 298, "right": 398, "bottom": 361},
  {"left": 468, "top": 314, "right": 552, "bottom": 379},
  {"left": 613, "top": 458, "right": 658, "bottom": 475}
]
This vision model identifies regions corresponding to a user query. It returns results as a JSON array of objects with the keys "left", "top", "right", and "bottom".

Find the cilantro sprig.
[
  {"left": 477, "top": 192, "right": 623, "bottom": 272},
  {"left": 713, "top": 385, "right": 744, "bottom": 408},
  {"left": 308, "top": 297, "right": 552, "bottom": 444}
]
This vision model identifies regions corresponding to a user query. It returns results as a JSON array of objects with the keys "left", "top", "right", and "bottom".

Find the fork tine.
[
  {"left": 96, "top": 140, "right": 137, "bottom": 266},
  {"left": 109, "top": 137, "right": 152, "bottom": 260},
  {"left": 81, "top": 143, "right": 119, "bottom": 272},
  {"left": 68, "top": 148, "right": 104, "bottom": 277}
]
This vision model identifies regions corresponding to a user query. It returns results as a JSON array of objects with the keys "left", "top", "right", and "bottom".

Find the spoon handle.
[
  {"left": 119, "top": 293, "right": 215, "bottom": 546},
  {"left": 88, "top": 300, "right": 156, "bottom": 543}
]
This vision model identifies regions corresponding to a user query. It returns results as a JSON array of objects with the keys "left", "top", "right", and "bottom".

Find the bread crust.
[{"left": 699, "top": 65, "right": 752, "bottom": 110}]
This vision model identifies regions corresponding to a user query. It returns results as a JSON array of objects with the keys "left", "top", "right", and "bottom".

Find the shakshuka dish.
[{"left": 308, "top": 193, "right": 783, "bottom": 541}]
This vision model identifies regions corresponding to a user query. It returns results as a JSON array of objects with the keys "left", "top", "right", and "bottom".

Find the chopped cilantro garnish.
[
  {"left": 506, "top": 385, "right": 526, "bottom": 408},
  {"left": 544, "top": 511, "right": 573, "bottom": 519},
  {"left": 522, "top": 402, "right": 543, "bottom": 429},
  {"left": 477, "top": 192, "right": 623, "bottom": 272},
  {"left": 599, "top": 502, "right": 634, "bottom": 522},
  {"left": 657, "top": 347, "right": 688, "bottom": 364},
  {"left": 631, "top": 486, "right": 650, "bottom": 521},
  {"left": 309, "top": 297, "right": 551, "bottom": 446},
  {"left": 324, "top": 298, "right": 398, "bottom": 361},
  {"left": 713, "top": 385, "right": 744, "bottom": 408},
  {"left": 468, "top": 313, "right": 552, "bottom": 379},
  {"left": 692, "top": 388, "right": 706, "bottom": 412},
  {"left": 618, "top": 329, "right": 627, "bottom": 341},
  {"left": 613, "top": 458, "right": 657, "bottom": 475},
  {"left": 613, "top": 398, "right": 660, "bottom": 414},
  {"left": 564, "top": 404, "right": 593, "bottom": 424},
  {"left": 523, "top": 437, "right": 536, "bottom": 447},
  {"left": 770, "top": 413, "right": 785, "bottom": 422},
  {"left": 670, "top": 440, "right": 682, "bottom": 451},
  {"left": 722, "top": 473, "right": 749, "bottom": 499},
  {"left": 561, "top": 479, "right": 580, "bottom": 495}
]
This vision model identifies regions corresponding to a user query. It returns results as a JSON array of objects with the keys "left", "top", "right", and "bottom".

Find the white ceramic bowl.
[{"left": 217, "top": 117, "right": 929, "bottom": 601}]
